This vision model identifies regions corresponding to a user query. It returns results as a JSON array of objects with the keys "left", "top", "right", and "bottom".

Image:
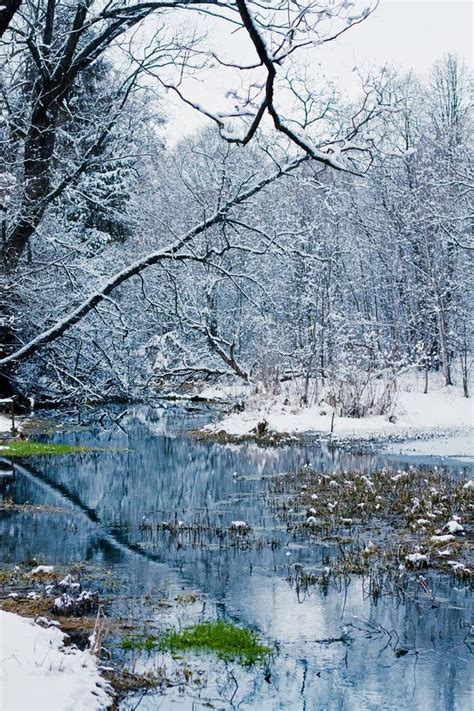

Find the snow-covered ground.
[
  {"left": 197, "top": 384, "right": 249, "bottom": 401},
  {"left": 0, "top": 611, "right": 112, "bottom": 710},
  {"left": 204, "top": 377, "right": 473, "bottom": 450},
  {"left": 386, "top": 433, "right": 474, "bottom": 461},
  {"left": 0, "top": 415, "right": 12, "bottom": 434}
]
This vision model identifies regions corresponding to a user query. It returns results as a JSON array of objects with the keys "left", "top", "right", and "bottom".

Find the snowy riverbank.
[
  {"left": 0, "top": 611, "right": 112, "bottom": 710},
  {"left": 0, "top": 416, "right": 11, "bottom": 434},
  {"left": 385, "top": 432, "right": 474, "bottom": 461},
  {"left": 203, "top": 379, "right": 473, "bottom": 450}
]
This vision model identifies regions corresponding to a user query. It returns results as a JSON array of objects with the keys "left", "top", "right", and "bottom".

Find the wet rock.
[{"left": 252, "top": 420, "right": 268, "bottom": 437}]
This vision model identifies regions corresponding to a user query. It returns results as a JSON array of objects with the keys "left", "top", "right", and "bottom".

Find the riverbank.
[
  {"left": 0, "top": 609, "right": 112, "bottom": 710},
  {"left": 0, "top": 416, "right": 11, "bottom": 434},
  {"left": 202, "top": 378, "right": 473, "bottom": 452}
]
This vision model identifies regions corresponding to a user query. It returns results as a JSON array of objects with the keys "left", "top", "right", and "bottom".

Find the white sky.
[
  {"left": 161, "top": 0, "right": 472, "bottom": 140},
  {"left": 320, "top": 0, "right": 472, "bottom": 78}
]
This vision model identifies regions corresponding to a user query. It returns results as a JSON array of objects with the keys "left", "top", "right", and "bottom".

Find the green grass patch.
[
  {"left": 121, "top": 621, "right": 272, "bottom": 664},
  {"left": 0, "top": 440, "right": 93, "bottom": 458}
]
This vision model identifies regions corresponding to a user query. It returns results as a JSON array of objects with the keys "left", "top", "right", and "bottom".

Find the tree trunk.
[
  {"left": 459, "top": 353, "right": 469, "bottom": 398},
  {"left": 0, "top": 0, "right": 21, "bottom": 37},
  {"left": 3, "top": 93, "right": 59, "bottom": 268},
  {"left": 0, "top": 333, "right": 16, "bottom": 398},
  {"left": 436, "top": 301, "right": 453, "bottom": 386},
  {"left": 0, "top": 304, "right": 20, "bottom": 399}
]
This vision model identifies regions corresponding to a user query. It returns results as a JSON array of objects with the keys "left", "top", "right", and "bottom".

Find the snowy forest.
[
  {"left": 0, "top": 0, "right": 472, "bottom": 409},
  {"left": 0, "top": 2, "right": 473, "bottom": 710}
]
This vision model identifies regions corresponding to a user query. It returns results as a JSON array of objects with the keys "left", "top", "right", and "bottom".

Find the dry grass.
[
  {"left": 190, "top": 428, "right": 290, "bottom": 446},
  {"left": 0, "top": 596, "right": 54, "bottom": 617},
  {"left": 270, "top": 464, "right": 472, "bottom": 586},
  {"left": 0, "top": 596, "right": 132, "bottom": 639},
  {"left": 0, "top": 498, "right": 65, "bottom": 515}
]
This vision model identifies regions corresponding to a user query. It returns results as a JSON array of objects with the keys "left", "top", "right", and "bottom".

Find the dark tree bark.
[
  {"left": 0, "top": 326, "right": 16, "bottom": 398},
  {"left": 3, "top": 93, "right": 60, "bottom": 268},
  {"left": 0, "top": 0, "right": 21, "bottom": 37}
]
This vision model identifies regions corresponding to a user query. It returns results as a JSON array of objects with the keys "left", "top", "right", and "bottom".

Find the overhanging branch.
[{"left": 0, "top": 156, "right": 307, "bottom": 368}]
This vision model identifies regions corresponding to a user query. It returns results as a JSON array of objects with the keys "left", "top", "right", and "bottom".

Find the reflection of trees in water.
[
  {"left": 0, "top": 457, "right": 180, "bottom": 584},
  {"left": 28, "top": 406, "right": 384, "bottom": 536}
]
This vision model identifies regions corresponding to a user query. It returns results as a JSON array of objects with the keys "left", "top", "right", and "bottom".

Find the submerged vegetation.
[
  {"left": 271, "top": 465, "right": 473, "bottom": 588},
  {"left": 0, "top": 497, "right": 65, "bottom": 514},
  {"left": 121, "top": 621, "right": 272, "bottom": 665}
]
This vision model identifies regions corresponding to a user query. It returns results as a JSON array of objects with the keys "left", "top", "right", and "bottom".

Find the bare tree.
[
  {"left": 1, "top": 0, "right": 378, "bottom": 269},
  {"left": 0, "top": 153, "right": 307, "bottom": 369}
]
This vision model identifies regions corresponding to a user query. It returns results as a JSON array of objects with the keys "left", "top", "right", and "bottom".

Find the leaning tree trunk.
[{"left": 0, "top": 278, "right": 30, "bottom": 406}]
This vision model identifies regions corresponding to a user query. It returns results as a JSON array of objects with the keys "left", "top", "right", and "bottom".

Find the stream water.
[{"left": 0, "top": 402, "right": 472, "bottom": 710}]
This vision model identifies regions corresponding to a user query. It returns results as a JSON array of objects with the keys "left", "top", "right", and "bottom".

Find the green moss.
[
  {"left": 121, "top": 621, "right": 272, "bottom": 664},
  {"left": 0, "top": 440, "right": 93, "bottom": 458}
]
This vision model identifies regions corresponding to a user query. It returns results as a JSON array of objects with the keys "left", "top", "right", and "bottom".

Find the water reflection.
[{"left": 0, "top": 403, "right": 472, "bottom": 710}]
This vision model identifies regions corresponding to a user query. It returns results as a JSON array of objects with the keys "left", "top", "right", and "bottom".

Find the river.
[{"left": 0, "top": 402, "right": 472, "bottom": 710}]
